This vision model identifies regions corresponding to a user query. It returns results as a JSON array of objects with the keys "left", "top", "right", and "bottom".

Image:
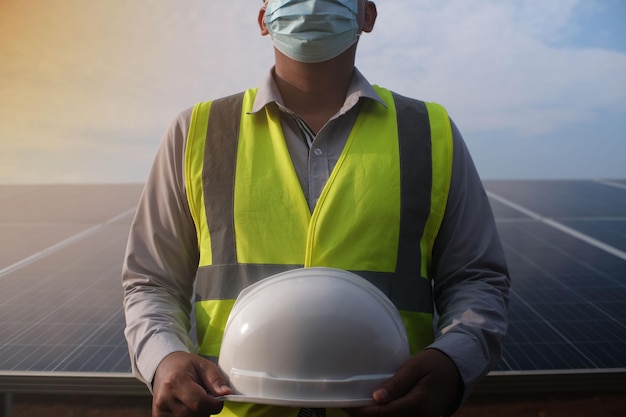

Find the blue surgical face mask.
[{"left": 265, "top": 0, "right": 359, "bottom": 63}]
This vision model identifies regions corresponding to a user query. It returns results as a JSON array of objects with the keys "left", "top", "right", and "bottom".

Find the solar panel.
[
  {"left": 484, "top": 179, "right": 626, "bottom": 372},
  {"left": 0, "top": 184, "right": 141, "bottom": 374},
  {"left": 0, "top": 180, "right": 625, "bottom": 381}
]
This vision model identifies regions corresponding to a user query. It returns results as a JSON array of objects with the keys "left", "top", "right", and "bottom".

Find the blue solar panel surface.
[
  {"left": 0, "top": 180, "right": 625, "bottom": 374},
  {"left": 484, "top": 179, "right": 626, "bottom": 371},
  {"left": 0, "top": 184, "right": 141, "bottom": 373}
]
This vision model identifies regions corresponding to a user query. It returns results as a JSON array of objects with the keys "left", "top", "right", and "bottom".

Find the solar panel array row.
[{"left": 0, "top": 180, "right": 625, "bottom": 375}]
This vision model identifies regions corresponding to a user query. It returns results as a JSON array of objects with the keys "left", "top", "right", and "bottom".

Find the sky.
[{"left": 1, "top": 0, "right": 625, "bottom": 183}]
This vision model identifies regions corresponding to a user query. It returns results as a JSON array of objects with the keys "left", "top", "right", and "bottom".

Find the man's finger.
[
  {"left": 372, "top": 354, "right": 424, "bottom": 404},
  {"left": 174, "top": 380, "right": 224, "bottom": 415},
  {"left": 197, "top": 358, "right": 233, "bottom": 397}
]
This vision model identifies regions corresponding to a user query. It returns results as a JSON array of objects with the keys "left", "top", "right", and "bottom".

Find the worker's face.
[{"left": 258, "top": 1, "right": 376, "bottom": 36}]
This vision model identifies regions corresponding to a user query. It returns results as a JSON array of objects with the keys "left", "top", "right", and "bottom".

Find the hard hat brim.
[{"left": 216, "top": 394, "right": 375, "bottom": 408}]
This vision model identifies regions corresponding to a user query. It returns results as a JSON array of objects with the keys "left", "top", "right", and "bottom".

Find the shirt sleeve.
[
  {"left": 122, "top": 107, "right": 198, "bottom": 389},
  {"left": 427, "top": 119, "right": 511, "bottom": 402}
]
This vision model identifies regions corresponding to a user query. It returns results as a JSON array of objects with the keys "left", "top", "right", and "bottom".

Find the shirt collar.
[{"left": 249, "top": 67, "right": 386, "bottom": 115}]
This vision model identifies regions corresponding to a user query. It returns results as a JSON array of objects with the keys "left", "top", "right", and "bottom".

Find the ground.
[{"left": 8, "top": 392, "right": 626, "bottom": 417}]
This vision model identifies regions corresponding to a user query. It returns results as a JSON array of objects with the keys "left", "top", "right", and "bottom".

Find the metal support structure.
[
  {"left": 473, "top": 369, "right": 626, "bottom": 396},
  {"left": 0, "top": 369, "right": 625, "bottom": 409},
  {"left": 0, "top": 372, "right": 149, "bottom": 396},
  {"left": 1, "top": 393, "right": 12, "bottom": 417}
]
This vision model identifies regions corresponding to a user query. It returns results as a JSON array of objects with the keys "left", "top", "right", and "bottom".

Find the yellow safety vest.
[{"left": 185, "top": 86, "right": 453, "bottom": 417}]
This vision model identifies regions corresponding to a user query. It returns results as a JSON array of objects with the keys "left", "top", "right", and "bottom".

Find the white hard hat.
[{"left": 217, "top": 267, "right": 410, "bottom": 408}]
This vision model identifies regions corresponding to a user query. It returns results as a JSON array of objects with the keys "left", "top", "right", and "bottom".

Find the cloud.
[
  {"left": 0, "top": 0, "right": 624, "bottom": 183},
  {"left": 0, "top": 0, "right": 273, "bottom": 183},
  {"left": 356, "top": 0, "right": 626, "bottom": 135}
]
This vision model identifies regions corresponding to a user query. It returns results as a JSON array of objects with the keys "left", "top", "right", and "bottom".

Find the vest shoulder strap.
[
  {"left": 386, "top": 90, "right": 453, "bottom": 277},
  {"left": 186, "top": 91, "right": 247, "bottom": 266}
]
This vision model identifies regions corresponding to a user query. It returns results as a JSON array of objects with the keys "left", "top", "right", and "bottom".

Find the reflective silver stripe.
[
  {"left": 195, "top": 264, "right": 433, "bottom": 314},
  {"left": 203, "top": 92, "right": 246, "bottom": 265},
  {"left": 195, "top": 264, "right": 302, "bottom": 300},
  {"left": 357, "top": 270, "right": 433, "bottom": 313},
  {"left": 393, "top": 94, "right": 432, "bottom": 276}
]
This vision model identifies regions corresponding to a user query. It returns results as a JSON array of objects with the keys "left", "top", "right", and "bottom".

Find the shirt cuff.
[
  {"left": 427, "top": 331, "right": 489, "bottom": 403},
  {"left": 135, "top": 332, "right": 192, "bottom": 393}
]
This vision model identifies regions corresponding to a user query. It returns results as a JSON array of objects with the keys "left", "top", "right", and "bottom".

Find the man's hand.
[
  {"left": 345, "top": 349, "right": 462, "bottom": 417},
  {"left": 152, "top": 351, "right": 233, "bottom": 417}
]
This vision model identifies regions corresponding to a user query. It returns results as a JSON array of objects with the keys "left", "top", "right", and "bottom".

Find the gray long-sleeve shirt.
[{"left": 122, "top": 68, "right": 510, "bottom": 402}]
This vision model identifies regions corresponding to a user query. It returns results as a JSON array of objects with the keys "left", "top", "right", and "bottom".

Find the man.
[{"left": 122, "top": 1, "right": 510, "bottom": 416}]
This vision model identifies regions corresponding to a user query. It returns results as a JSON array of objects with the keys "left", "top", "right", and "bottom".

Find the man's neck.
[{"left": 272, "top": 48, "right": 356, "bottom": 133}]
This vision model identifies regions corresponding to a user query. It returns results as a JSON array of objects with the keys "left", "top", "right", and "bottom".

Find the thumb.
[
  {"left": 372, "top": 353, "right": 428, "bottom": 404},
  {"left": 372, "top": 387, "right": 390, "bottom": 403},
  {"left": 372, "top": 373, "right": 412, "bottom": 404},
  {"left": 197, "top": 357, "right": 233, "bottom": 396}
]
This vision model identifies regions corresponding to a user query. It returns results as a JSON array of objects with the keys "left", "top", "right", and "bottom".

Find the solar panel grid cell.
[
  {"left": 486, "top": 180, "right": 626, "bottom": 218},
  {"left": 564, "top": 220, "right": 626, "bottom": 252}
]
